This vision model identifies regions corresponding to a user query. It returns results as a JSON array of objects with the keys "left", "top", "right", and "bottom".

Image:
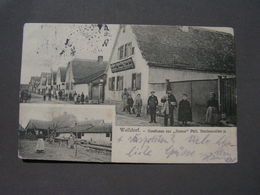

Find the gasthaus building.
[{"left": 105, "top": 25, "right": 236, "bottom": 123}]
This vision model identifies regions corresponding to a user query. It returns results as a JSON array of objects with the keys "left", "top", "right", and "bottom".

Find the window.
[
  {"left": 132, "top": 73, "right": 141, "bottom": 90},
  {"left": 118, "top": 46, "right": 124, "bottom": 60},
  {"left": 116, "top": 76, "right": 124, "bottom": 91},
  {"left": 109, "top": 77, "right": 116, "bottom": 91},
  {"left": 118, "top": 42, "right": 133, "bottom": 60},
  {"left": 125, "top": 42, "right": 132, "bottom": 57},
  {"left": 106, "top": 133, "right": 110, "bottom": 137}
]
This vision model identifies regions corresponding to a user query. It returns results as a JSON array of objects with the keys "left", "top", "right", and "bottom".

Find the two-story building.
[
  {"left": 105, "top": 25, "right": 236, "bottom": 123},
  {"left": 28, "top": 76, "right": 40, "bottom": 93}
]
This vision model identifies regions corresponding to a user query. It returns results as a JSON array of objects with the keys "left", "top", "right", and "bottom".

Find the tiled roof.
[
  {"left": 131, "top": 25, "right": 235, "bottom": 73},
  {"left": 25, "top": 119, "right": 54, "bottom": 130},
  {"left": 56, "top": 123, "right": 112, "bottom": 133},
  {"left": 69, "top": 58, "right": 107, "bottom": 84},
  {"left": 19, "top": 124, "right": 25, "bottom": 131},
  {"left": 52, "top": 72, "right": 57, "bottom": 83},
  {"left": 59, "top": 67, "right": 66, "bottom": 82},
  {"left": 30, "top": 76, "right": 41, "bottom": 82}
]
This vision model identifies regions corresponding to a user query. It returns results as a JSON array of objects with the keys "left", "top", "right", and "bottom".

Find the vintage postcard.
[{"left": 19, "top": 23, "right": 237, "bottom": 163}]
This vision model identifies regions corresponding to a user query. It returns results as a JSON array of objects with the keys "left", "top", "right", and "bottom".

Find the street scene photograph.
[
  {"left": 20, "top": 23, "right": 237, "bottom": 127},
  {"left": 19, "top": 104, "right": 114, "bottom": 162}
]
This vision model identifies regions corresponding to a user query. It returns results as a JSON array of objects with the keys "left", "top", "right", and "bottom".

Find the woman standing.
[
  {"left": 178, "top": 93, "right": 192, "bottom": 126},
  {"left": 35, "top": 131, "right": 45, "bottom": 153},
  {"left": 205, "top": 92, "right": 219, "bottom": 125}
]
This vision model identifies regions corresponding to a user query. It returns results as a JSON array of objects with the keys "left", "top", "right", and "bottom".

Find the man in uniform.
[{"left": 147, "top": 91, "right": 158, "bottom": 123}]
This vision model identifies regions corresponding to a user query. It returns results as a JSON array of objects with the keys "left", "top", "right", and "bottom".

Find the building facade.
[
  {"left": 65, "top": 56, "right": 107, "bottom": 102},
  {"left": 105, "top": 25, "right": 236, "bottom": 122},
  {"left": 28, "top": 76, "right": 40, "bottom": 93},
  {"left": 56, "top": 67, "right": 66, "bottom": 91}
]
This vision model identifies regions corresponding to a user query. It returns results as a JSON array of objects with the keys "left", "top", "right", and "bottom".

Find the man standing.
[
  {"left": 121, "top": 88, "right": 129, "bottom": 112},
  {"left": 147, "top": 91, "right": 158, "bottom": 123},
  {"left": 167, "top": 90, "right": 177, "bottom": 126}
]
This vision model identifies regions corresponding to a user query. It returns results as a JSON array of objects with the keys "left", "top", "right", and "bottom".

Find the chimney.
[
  {"left": 180, "top": 26, "right": 189, "bottom": 32},
  {"left": 97, "top": 56, "right": 103, "bottom": 64}
]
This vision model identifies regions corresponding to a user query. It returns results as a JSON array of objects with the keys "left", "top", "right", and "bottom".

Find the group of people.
[
  {"left": 122, "top": 88, "right": 220, "bottom": 126},
  {"left": 121, "top": 88, "right": 143, "bottom": 117},
  {"left": 20, "top": 90, "right": 31, "bottom": 103},
  {"left": 147, "top": 89, "right": 190, "bottom": 126},
  {"left": 42, "top": 89, "right": 90, "bottom": 104},
  {"left": 73, "top": 92, "right": 89, "bottom": 104}
]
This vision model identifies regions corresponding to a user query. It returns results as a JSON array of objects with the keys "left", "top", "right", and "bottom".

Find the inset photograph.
[{"left": 19, "top": 104, "right": 114, "bottom": 162}]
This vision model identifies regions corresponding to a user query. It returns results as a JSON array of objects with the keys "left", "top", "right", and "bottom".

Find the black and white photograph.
[
  {"left": 20, "top": 23, "right": 237, "bottom": 128},
  {"left": 19, "top": 104, "right": 113, "bottom": 162}
]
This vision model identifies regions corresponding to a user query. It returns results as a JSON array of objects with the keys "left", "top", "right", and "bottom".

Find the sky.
[
  {"left": 19, "top": 104, "right": 114, "bottom": 127},
  {"left": 21, "top": 23, "right": 119, "bottom": 84},
  {"left": 20, "top": 23, "right": 233, "bottom": 84}
]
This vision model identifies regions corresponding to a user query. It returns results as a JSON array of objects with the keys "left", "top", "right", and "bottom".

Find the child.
[{"left": 178, "top": 93, "right": 192, "bottom": 126}]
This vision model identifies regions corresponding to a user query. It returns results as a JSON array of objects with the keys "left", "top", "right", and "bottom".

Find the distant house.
[
  {"left": 28, "top": 76, "right": 40, "bottom": 93},
  {"left": 38, "top": 72, "right": 51, "bottom": 94},
  {"left": 65, "top": 56, "right": 107, "bottom": 102},
  {"left": 25, "top": 119, "right": 54, "bottom": 137},
  {"left": 51, "top": 71, "right": 57, "bottom": 91},
  {"left": 18, "top": 124, "right": 26, "bottom": 137},
  {"left": 56, "top": 121, "right": 112, "bottom": 145},
  {"left": 105, "top": 25, "right": 236, "bottom": 122},
  {"left": 46, "top": 73, "right": 52, "bottom": 92},
  {"left": 20, "top": 84, "right": 29, "bottom": 92},
  {"left": 56, "top": 67, "right": 66, "bottom": 91}
]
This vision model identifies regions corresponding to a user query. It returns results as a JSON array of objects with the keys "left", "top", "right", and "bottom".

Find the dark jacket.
[
  {"left": 207, "top": 99, "right": 218, "bottom": 108},
  {"left": 178, "top": 99, "right": 192, "bottom": 121},
  {"left": 168, "top": 94, "right": 177, "bottom": 110},
  {"left": 148, "top": 95, "right": 158, "bottom": 108},
  {"left": 127, "top": 97, "right": 134, "bottom": 106}
]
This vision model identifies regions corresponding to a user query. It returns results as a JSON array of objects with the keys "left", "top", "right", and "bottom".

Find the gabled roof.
[
  {"left": 25, "top": 119, "right": 54, "bottom": 130},
  {"left": 52, "top": 72, "right": 57, "bottom": 83},
  {"left": 20, "top": 84, "right": 29, "bottom": 90},
  {"left": 56, "top": 124, "right": 93, "bottom": 133},
  {"left": 58, "top": 67, "right": 66, "bottom": 82},
  {"left": 69, "top": 58, "right": 107, "bottom": 84},
  {"left": 40, "top": 72, "right": 51, "bottom": 85},
  {"left": 130, "top": 25, "right": 235, "bottom": 73},
  {"left": 85, "top": 123, "right": 112, "bottom": 133},
  {"left": 47, "top": 76, "right": 52, "bottom": 85},
  {"left": 19, "top": 124, "right": 25, "bottom": 132},
  {"left": 57, "top": 123, "right": 112, "bottom": 133},
  {"left": 30, "top": 76, "right": 41, "bottom": 83}
]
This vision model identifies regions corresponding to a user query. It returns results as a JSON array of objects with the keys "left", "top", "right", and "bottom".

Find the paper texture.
[{"left": 112, "top": 126, "right": 237, "bottom": 163}]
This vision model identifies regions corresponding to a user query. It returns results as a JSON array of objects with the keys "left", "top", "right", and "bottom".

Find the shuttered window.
[
  {"left": 118, "top": 42, "right": 133, "bottom": 60},
  {"left": 116, "top": 76, "right": 124, "bottom": 91},
  {"left": 136, "top": 73, "right": 141, "bottom": 90},
  {"left": 109, "top": 77, "right": 116, "bottom": 91}
]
